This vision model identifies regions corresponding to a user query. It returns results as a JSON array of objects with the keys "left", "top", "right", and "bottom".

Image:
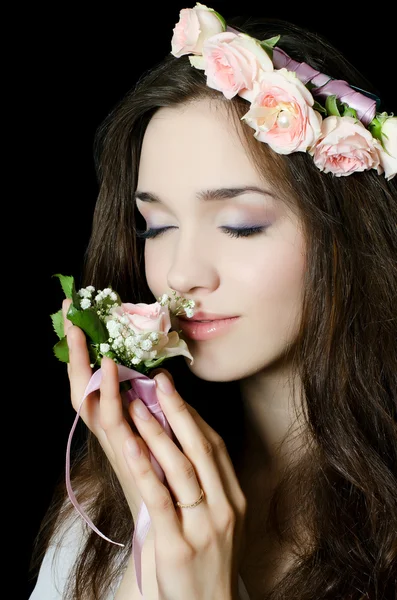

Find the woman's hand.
[
  {"left": 63, "top": 298, "right": 150, "bottom": 518},
  {"left": 63, "top": 298, "right": 247, "bottom": 600}
]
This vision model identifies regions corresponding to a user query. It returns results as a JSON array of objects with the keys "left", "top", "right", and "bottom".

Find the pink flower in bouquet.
[{"left": 110, "top": 301, "right": 172, "bottom": 334}]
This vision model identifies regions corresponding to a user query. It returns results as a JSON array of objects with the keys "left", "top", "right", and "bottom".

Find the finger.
[
  {"left": 154, "top": 373, "right": 246, "bottom": 512},
  {"left": 128, "top": 397, "right": 205, "bottom": 512},
  {"left": 99, "top": 357, "right": 152, "bottom": 462},
  {"left": 66, "top": 324, "right": 101, "bottom": 433},
  {"left": 122, "top": 429, "right": 184, "bottom": 548}
]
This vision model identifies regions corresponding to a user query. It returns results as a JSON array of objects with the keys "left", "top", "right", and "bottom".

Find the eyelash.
[{"left": 135, "top": 226, "right": 267, "bottom": 240}]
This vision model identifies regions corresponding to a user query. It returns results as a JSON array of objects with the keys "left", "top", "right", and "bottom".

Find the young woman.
[{"left": 29, "top": 3, "right": 397, "bottom": 599}]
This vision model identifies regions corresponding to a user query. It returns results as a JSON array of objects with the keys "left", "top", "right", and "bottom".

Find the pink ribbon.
[{"left": 66, "top": 365, "right": 172, "bottom": 598}]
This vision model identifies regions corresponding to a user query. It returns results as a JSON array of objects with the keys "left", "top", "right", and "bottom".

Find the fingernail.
[
  {"left": 132, "top": 398, "right": 151, "bottom": 420},
  {"left": 126, "top": 437, "right": 141, "bottom": 458},
  {"left": 155, "top": 373, "right": 174, "bottom": 395}
]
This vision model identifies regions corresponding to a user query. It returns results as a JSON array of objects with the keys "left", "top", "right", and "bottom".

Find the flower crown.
[{"left": 170, "top": 3, "right": 396, "bottom": 179}]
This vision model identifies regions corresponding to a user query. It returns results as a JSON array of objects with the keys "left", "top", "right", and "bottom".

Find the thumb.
[{"left": 149, "top": 367, "right": 174, "bottom": 386}]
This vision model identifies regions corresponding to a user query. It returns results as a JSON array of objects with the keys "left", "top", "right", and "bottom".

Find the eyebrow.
[{"left": 134, "top": 186, "right": 279, "bottom": 205}]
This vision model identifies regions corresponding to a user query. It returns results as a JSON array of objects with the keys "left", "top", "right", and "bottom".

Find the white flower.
[
  {"left": 80, "top": 298, "right": 91, "bottom": 309},
  {"left": 140, "top": 339, "right": 153, "bottom": 351},
  {"left": 159, "top": 293, "right": 170, "bottom": 305},
  {"left": 100, "top": 343, "right": 110, "bottom": 353},
  {"left": 106, "top": 319, "right": 122, "bottom": 338},
  {"left": 78, "top": 288, "right": 93, "bottom": 298},
  {"left": 377, "top": 115, "right": 397, "bottom": 180}
]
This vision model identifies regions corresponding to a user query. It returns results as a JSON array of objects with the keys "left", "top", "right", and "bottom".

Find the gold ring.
[{"left": 175, "top": 488, "right": 205, "bottom": 509}]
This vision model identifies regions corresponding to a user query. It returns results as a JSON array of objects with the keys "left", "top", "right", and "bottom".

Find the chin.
[{"left": 182, "top": 341, "right": 294, "bottom": 383}]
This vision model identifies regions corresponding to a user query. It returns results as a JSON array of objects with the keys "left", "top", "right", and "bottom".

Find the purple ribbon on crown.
[
  {"left": 272, "top": 47, "right": 376, "bottom": 126},
  {"left": 226, "top": 25, "right": 377, "bottom": 126}
]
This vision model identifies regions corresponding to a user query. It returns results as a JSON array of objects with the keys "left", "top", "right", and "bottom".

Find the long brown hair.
[{"left": 30, "top": 17, "right": 397, "bottom": 599}]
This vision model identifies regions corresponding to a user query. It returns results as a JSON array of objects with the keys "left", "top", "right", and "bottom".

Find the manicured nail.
[
  {"left": 155, "top": 373, "right": 174, "bottom": 395},
  {"left": 126, "top": 437, "right": 141, "bottom": 458},
  {"left": 132, "top": 398, "right": 151, "bottom": 420}
]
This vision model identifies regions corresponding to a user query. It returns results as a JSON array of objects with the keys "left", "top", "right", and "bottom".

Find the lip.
[
  {"left": 177, "top": 315, "right": 240, "bottom": 341},
  {"left": 179, "top": 311, "right": 237, "bottom": 321}
]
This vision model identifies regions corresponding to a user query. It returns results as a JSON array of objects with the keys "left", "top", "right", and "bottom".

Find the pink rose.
[
  {"left": 196, "top": 31, "right": 273, "bottom": 100},
  {"left": 310, "top": 115, "right": 382, "bottom": 176},
  {"left": 171, "top": 3, "right": 224, "bottom": 58},
  {"left": 241, "top": 68, "right": 322, "bottom": 153},
  {"left": 110, "top": 302, "right": 172, "bottom": 335}
]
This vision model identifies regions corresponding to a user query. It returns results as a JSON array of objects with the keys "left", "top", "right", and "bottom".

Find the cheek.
[
  {"left": 240, "top": 235, "right": 306, "bottom": 313},
  {"left": 144, "top": 244, "right": 169, "bottom": 294}
]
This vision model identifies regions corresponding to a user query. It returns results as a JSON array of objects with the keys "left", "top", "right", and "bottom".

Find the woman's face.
[{"left": 135, "top": 98, "right": 306, "bottom": 382}]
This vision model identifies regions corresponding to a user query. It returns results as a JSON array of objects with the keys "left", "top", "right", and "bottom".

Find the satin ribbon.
[
  {"left": 65, "top": 364, "right": 173, "bottom": 598},
  {"left": 225, "top": 25, "right": 378, "bottom": 125}
]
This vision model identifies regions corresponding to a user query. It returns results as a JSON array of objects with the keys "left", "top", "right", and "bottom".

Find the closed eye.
[{"left": 135, "top": 226, "right": 268, "bottom": 240}]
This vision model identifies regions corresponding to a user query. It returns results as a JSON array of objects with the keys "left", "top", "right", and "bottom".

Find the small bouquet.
[
  {"left": 51, "top": 273, "right": 195, "bottom": 375},
  {"left": 50, "top": 273, "right": 196, "bottom": 582}
]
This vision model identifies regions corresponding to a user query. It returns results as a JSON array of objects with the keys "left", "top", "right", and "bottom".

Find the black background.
[{"left": 23, "top": 2, "right": 394, "bottom": 597}]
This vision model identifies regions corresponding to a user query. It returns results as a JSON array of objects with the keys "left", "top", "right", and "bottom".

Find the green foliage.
[
  {"left": 66, "top": 303, "right": 109, "bottom": 344},
  {"left": 51, "top": 308, "right": 64, "bottom": 340},
  {"left": 52, "top": 274, "right": 75, "bottom": 299},
  {"left": 53, "top": 336, "right": 69, "bottom": 363},
  {"left": 51, "top": 273, "right": 109, "bottom": 365}
]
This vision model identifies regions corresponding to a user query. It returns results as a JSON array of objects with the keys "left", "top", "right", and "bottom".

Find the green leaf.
[
  {"left": 53, "top": 274, "right": 75, "bottom": 298},
  {"left": 53, "top": 337, "right": 69, "bottom": 362},
  {"left": 260, "top": 34, "right": 280, "bottom": 48},
  {"left": 368, "top": 116, "right": 383, "bottom": 142},
  {"left": 51, "top": 308, "right": 64, "bottom": 339},
  {"left": 341, "top": 104, "right": 357, "bottom": 119},
  {"left": 66, "top": 304, "right": 109, "bottom": 344},
  {"left": 325, "top": 95, "right": 341, "bottom": 117},
  {"left": 212, "top": 9, "right": 226, "bottom": 29},
  {"left": 143, "top": 356, "right": 167, "bottom": 370},
  {"left": 313, "top": 100, "right": 327, "bottom": 115}
]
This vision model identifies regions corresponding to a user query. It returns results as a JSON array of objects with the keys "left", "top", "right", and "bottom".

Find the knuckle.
[
  {"left": 156, "top": 491, "right": 175, "bottom": 512},
  {"left": 173, "top": 398, "right": 189, "bottom": 415},
  {"left": 197, "top": 528, "right": 216, "bottom": 551},
  {"left": 217, "top": 507, "right": 236, "bottom": 532},
  {"left": 169, "top": 458, "right": 196, "bottom": 481},
  {"left": 181, "top": 460, "right": 197, "bottom": 481},
  {"left": 213, "top": 434, "right": 228, "bottom": 453},
  {"left": 99, "top": 414, "right": 120, "bottom": 432},
  {"left": 171, "top": 543, "right": 195, "bottom": 565},
  {"left": 199, "top": 437, "right": 214, "bottom": 457},
  {"left": 153, "top": 425, "right": 167, "bottom": 439},
  {"left": 238, "top": 493, "right": 248, "bottom": 516}
]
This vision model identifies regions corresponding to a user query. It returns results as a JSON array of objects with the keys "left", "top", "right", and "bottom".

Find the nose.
[{"left": 166, "top": 229, "right": 220, "bottom": 297}]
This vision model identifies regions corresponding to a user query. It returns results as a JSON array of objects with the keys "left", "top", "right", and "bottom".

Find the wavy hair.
[{"left": 30, "top": 16, "right": 397, "bottom": 600}]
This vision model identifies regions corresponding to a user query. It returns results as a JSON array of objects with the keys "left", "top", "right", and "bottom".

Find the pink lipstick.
[{"left": 178, "top": 312, "right": 240, "bottom": 341}]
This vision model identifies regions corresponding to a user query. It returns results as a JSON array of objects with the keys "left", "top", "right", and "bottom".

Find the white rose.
[
  {"left": 171, "top": 2, "right": 225, "bottom": 58},
  {"left": 377, "top": 116, "right": 397, "bottom": 180}
]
